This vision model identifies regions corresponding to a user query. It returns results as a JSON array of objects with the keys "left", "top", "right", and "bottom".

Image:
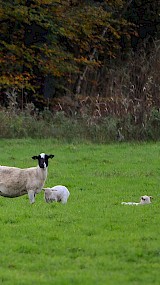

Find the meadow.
[{"left": 0, "top": 139, "right": 160, "bottom": 285}]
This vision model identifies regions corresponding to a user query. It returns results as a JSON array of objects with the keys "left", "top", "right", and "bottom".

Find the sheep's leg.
[
  {"left": 61, "top": 198, "right": 67, "bottom": 204},
  {"left": 28, "top": 190, "right": 35, "bottom": 204}
]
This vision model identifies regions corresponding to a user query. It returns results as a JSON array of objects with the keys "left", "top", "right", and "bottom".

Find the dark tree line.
[{"left": 0, "top": 0, "right": 159, "bottom": 109}]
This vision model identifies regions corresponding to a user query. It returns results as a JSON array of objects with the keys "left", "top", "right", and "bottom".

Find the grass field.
[{"left": 0, "top": 139, "right": 160, "bottom": 285}]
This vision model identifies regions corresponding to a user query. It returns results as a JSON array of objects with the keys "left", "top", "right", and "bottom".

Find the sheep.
[
  {"left": 121, "top": 195, "right": 153, "bottom": 206},
  {"left": 44, "top": 185, "right": 70, "bottom": 204},
  {"left": 0, "top": 153, "right": 54, "bottom": 204}
]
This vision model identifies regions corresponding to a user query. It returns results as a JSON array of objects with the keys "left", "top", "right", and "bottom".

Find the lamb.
[
  {"left": 0, "top": 153, "right": 54, "bottom": 204},
  {"left": 44, "top": 185, "right": 70, "bottom": 204},
  {"left": 121, "top": 195, "right": 153, "bottom": 206}
]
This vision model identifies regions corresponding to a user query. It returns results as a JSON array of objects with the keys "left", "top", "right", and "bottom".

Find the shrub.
[{"left": 1, "top": 105, "right": 160, "bottom": 142}]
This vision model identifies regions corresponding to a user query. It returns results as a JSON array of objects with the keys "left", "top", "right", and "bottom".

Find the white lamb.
[
  {"left": 121, "top": 195, "right": 153, "bottom": 206},
  {"left": 44, "top": 185, "right": 70, "bottom": 204},
  {"left": 0, "top": 153, "right": 54, "bottom": 204}
]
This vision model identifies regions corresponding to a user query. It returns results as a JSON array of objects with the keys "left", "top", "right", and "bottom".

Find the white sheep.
[
  {"left": 0, "top": 153, "right": 54, "bottom": 204},
  {"left": 44, "top": 185, "right": 70, "bottom": 204},
  {"left": 121, "top": 195, "right": 153, "bottom": 206}
]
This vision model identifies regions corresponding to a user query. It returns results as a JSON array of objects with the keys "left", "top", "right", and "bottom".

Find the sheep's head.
[
  {"left": 32, "top": 153, "right": 54, "bottom": 169},
  {"left": 140, "top": 195, "right": 153, "bottom": 204}
]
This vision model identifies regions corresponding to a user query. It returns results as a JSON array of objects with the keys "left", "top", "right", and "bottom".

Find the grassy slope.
[{"left": 0, "top": 139, "right": 160, "bottom": 285}]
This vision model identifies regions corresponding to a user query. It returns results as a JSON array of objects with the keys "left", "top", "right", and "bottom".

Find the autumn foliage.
[
  {"left": 0, "top": 0, "right": 159, "bottom": 111},
  {"left": 0, "top": 1, "right": 130, "bottom": 94}
]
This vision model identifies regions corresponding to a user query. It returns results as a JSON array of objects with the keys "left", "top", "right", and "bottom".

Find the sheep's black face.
[{"left": 32, "top": 153, "right": 54, "bottom": 168}]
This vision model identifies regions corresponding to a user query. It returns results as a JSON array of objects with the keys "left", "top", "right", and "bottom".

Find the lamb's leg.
[
  {"left": 28, "top": 190, "right": 35, "bottom": 204},
  {"left": 61, "top": 197, "right": 67, "bottom": 204}
]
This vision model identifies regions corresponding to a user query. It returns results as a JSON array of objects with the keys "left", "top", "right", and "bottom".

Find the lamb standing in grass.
[
  {"left": 44, "top": 185, "right": 70, "bottom": 204},
  {"left": 121, "top": 195, "right": 153, "bottom": 205},
  {"left": 0, "top": 153, "right": 54, "bottom": 204}
]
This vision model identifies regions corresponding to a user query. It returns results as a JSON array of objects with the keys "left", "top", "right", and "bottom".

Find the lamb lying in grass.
[
  {"left": 44, "top": 185, "right": 70, "bottom": 204},
  {"left": 0, "top": 153, "right": 54, "bottom": 204},
  {"left": 121, "top": 195, "right": 153, "bottom": 205}
]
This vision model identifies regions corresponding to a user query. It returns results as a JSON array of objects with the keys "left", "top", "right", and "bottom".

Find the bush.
[{"left": 1, "top": 104, "right": 160, "bottom": 142}]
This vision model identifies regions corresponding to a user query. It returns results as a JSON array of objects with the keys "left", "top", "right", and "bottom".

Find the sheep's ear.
[
  {"left": 150, "top": 196, "right": 153, "bottom": 199},
  {"left": 48, "top": 154, "right": 54, "bottom": 159},
  {"left": 32, "top": 155, "right": 39, "bottom": 160}
]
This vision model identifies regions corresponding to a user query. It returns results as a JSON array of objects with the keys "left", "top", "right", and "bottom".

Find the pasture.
[{"left": 0, "top": 139, "right": 160, "bottom": 285}]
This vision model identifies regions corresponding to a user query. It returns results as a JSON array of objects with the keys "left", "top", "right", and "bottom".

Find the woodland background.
[{"left": 0, "top": 0, "right": 160, "bottom": 141}]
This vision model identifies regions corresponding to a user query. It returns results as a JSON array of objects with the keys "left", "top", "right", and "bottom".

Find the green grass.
[{"left": 0, "top": 139, "right": 160, "bottom": 285}]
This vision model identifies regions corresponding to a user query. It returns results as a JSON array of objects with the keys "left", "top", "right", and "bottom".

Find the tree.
[
  {"left": 0, "top": 0, "right": 139, "bottom": 107},
  {"left": 0, "top": 0, "right": 75, "bottom": 105}
]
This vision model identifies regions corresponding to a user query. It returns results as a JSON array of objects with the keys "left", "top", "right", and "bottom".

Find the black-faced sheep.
[{"left": 0, "top": 153, "right": 54, "bottom": 204}]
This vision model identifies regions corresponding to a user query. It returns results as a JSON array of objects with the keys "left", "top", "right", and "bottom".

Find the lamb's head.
[
  {"left": 140, "top": 195, "right": 153, "bottom": 204},
  {"left": 32, "top": 153, "right": 54, "bottom": 169},
  {"left": 43, "top": 188, "right": 55, "bottom": 203}
]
